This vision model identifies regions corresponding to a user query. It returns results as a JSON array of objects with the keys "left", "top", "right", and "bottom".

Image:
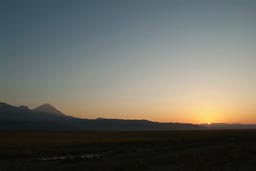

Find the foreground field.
[{"left": 0, "top": 130, "right": 256, "bottom": 171}]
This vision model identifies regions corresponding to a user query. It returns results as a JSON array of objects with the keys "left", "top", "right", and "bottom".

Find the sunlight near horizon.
[{"left": 190, "top": 104, "right": 225, "bottom": 124}]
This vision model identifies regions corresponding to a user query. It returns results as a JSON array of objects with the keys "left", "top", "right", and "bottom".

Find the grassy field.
[{"left": 0, "top": 130, "right": 256, "bottom": 171}]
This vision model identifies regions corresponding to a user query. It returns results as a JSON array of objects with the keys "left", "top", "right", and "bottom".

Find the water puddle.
[{"left": 38, "top": 153, "right": 101, "bottom": 161}]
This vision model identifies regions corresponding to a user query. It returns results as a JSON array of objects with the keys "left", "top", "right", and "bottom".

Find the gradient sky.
[{"left": 1, "top": 0, "right": 256, "bottom": 123}]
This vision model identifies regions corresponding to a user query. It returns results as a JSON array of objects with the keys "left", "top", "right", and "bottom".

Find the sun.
[{"left": 193, "top": 104, "right": 223, "bottom": 124}]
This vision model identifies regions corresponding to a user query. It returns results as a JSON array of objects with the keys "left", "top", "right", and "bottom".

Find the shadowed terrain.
[{"left": 0, "top": 130, "right": 256, "bottom": 171}]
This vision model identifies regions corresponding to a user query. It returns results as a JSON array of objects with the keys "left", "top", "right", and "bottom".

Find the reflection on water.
[{"left": 38, "top": 153, "right": 101, "bottom": 161}]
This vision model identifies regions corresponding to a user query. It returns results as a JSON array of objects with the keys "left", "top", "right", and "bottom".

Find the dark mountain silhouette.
[
  {"left": 0, "top": 102, "right": 205, "bottom": 130},
  {"left": 0, "top": 102, "right": 67, "bottom": 122},
  {"left": 33, "top": 103, "right": 65, "bottom": 116},
  {"left": 0, "top": 102, "right": 74, "bottom": 130}
]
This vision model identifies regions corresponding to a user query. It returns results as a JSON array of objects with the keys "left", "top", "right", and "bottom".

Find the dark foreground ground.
[{"left": 0, "top": 130, "right": 256, "bottom": 171}]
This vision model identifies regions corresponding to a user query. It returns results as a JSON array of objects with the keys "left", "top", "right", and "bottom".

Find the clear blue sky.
[{"left": 1, "top": 0, "right": 256, "bottom": 123}]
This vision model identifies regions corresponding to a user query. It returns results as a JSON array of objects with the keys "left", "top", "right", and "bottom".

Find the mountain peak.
[
  {"left": 19, "top": 105, "right": 30, "bottom": 110},
  {"left": 33, "top": 103, "right": 65, "bottom": 116}
]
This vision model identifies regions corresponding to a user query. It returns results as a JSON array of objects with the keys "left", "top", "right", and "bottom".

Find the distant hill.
[
  {"left": 0, "top": 102, "right": 205, "bottom": 130},
  {"left": 201, "top": 123, "right": 256, "bottom": 129}
]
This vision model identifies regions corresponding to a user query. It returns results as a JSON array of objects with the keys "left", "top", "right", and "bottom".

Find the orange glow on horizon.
[
  {"left": 66, "top": 107, "right": 256, "bottom": 125},
  {"left": 54, "top": 100, "right": 256, "bottom": 125}
]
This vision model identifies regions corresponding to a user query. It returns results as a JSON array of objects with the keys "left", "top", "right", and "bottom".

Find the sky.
[{"left": 1, "top": 0, "right": 256, "bottom": 123}]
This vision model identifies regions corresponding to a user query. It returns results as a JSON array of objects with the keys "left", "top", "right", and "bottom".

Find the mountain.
[
  {"left": 0, "top": 102, "right": 77, "bottom": 130},
  {"left": 33, "top": 103, "right": 65, "bottom": 116},
  {"left": 0, "top": 102, "right": 67, "bottom": 121},
  {"left": 0, "top": 102, "right": 204, "bottom": 130}
]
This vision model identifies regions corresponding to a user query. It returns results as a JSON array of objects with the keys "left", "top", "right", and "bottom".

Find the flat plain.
[{"left": 0, "top": 130, "right": 256, "bottom": 171}]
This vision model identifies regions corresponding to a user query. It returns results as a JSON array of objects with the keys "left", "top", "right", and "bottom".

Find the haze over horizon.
[{"left": 1, "top": 0, "right": 256, "bottom": 124}]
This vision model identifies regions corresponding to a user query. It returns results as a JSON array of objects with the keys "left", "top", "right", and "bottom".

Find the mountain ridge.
[
  {"left": 2, "top": 102, "right": 256, "bottom": 130},
  {"left": 0, "top": 102, "right": 205, "bottom": 130}
]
